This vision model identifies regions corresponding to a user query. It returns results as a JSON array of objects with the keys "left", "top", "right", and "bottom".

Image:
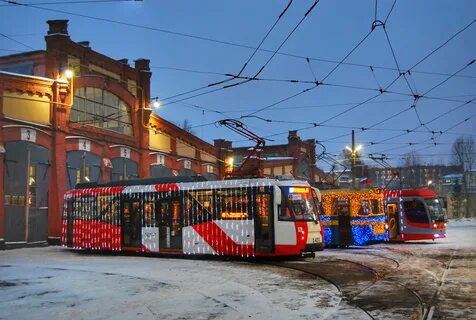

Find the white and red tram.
[
  {"left": 384, "top": 189, "right": 447, "bottom": 241},
  {"left": 61, "top": 177, "right": 324, "bottom": 257}
]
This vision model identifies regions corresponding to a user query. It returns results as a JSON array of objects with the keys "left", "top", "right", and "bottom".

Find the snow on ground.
[
  {"left": 0, "top": 248, "right": 343, "bottom": 320},
  {"left": 1, "top": 219, "right": 475, "bottom": 320},
  {"left": 313, "top": 218, "right": 476, "bottom": 319}
]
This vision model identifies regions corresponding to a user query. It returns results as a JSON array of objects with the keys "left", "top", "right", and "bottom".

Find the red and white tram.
[
  {"left": 61, "top": 177, "right": 324, "bottom": 257},
  {"left": 384, "top": 189, "right": 447, "bottom": 241}
]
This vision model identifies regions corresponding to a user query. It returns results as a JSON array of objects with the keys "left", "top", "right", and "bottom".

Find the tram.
[
  {"left": 383, "top": 189, "right": 447, "bottom": 241},
  {"left": 319, "top": 189, "right": 388, "bottom": 246},
  {"left": 61, "top": 177, "right": 324, "bottom": 257}
]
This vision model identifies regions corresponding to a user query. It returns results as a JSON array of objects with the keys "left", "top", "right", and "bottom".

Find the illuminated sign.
[
  {"left": 289, "top": 187, "right": 309, "bottom": 194},
  {"left": 221, "top": 212, "right": 248, "bottom": 219}
]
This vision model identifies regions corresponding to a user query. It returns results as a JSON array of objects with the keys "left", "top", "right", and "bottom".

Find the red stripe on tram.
[
  {"left": 155, "top": 184, "right": 180, "bottom": 192},
  {"left": 192, "top": 221, "right": 254, "bottom": 256}
]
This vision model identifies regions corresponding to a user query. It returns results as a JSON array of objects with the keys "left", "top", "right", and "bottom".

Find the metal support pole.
[
  {"left": 351, "top": 130, "right": 356, "bottom": 189},
  {"left": 25, "top": 146, "right": 31, "bottom": 242}
]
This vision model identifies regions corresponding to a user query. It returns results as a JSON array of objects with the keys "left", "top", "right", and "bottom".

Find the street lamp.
[
  {"left": 152, "top": 97, "right": 160, "bottom": 109},
  {"left": 64, "top": 69, "right": 74, "bottom": 106},
  {"left": 347, "top": 130, "right": 363, "bottom": 189}
]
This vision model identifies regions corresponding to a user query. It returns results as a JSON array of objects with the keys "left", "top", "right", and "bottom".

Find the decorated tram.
[
  {"left": 319, "top": 189, "right": 388, "bottom": 246},
  {"left": 61, "top": 177, "right": 324, "bottom": 257},
  {"left": 384, "top": 189, "right": 447, "bottom": 241}
]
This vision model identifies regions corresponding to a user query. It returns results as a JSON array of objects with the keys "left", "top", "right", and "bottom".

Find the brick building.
[
  {"left": 0, "top": 20, "right": 221, "bottom": 249},
  {"left": 216, "top": 130, "right": 326, "bottom": 183},
  {"left": 368, "top": 165, "right": 460, "bottom": 189}
]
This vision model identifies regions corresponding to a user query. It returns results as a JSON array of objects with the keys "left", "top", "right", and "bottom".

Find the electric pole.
[{"left": 351, "top": 130, "right": 356, "bottom": 189}]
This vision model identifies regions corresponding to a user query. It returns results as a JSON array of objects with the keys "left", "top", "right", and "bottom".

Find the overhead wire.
[
  {"left": 235, "top": 0, "right": 293, "bottom": 78},
  {"left": 3, "top": 0, "right": 474, "bottom": 83},
  {"left": 0, "top": 32, "right": 36, "bottom": 50},
  {"left": 3, "top": 0, "right": 474, "bottom": 163},
  {"left": 379, "top": 112, "right": 476, "bottom": 154},
  {"left": 238, "top": 7, "right": 475, "bottom": 153},
  {"left": 0, "top": 0, "right": 139, "bottom": 6},
  {"left": 160, "top": 0, "right": 311, "bottom": 106},
  {"left": 225, "top": 0, "right": 320, "bottom": 89},
  {"left": 364, "top": 60, "right": 475, "bottom": 145}
]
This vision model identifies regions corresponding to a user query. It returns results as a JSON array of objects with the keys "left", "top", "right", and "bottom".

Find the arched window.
[
  {"left": 150, "top": 165, "right": 173, "bottom": 178},
  {"left": 111, "top": 158, "right": 138, "bottom": 181},
  {"left": 70, "top": 87, "right": 133, "bottom": 135},
  {"left": 66, "top": 151, "right": 101, "bottom": 190}
]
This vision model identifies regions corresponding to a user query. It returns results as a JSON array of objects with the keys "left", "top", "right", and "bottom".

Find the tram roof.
[
  {"left": 74, "top": 177, "right": 312, "bottom": 190},
  {"left": 383, "top": 189, "right": 437, "bottom": 198}
]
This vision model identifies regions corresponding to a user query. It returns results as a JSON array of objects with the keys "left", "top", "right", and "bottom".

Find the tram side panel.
[
  {"left": 62, "top": 180, "right": 324, "bottom": 257},
  {"left": 320, "top": 190, "right": 388, "bottom": 247},
  {"left": 385, "top": 195, "right": 447, "bottom": 241}
]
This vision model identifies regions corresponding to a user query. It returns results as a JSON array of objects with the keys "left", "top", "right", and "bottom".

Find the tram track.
[
  {"left": 382, "top": 244, "right": 467, "bottom": 319},
  {"left": 267, "top": 256, "right": 425, "bottom": 320},
  {"left": 421, "top": 248, "right": 457, "bottom": 320},
  {"left": 265, "top": 259, "right": 378, "bottom": 320}
]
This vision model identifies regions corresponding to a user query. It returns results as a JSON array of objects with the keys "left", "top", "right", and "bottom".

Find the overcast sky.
[{"left": 1, "top": 0, "right": 475, "bottom": 169}]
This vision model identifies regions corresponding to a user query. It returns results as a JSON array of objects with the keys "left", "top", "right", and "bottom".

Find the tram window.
[
  {"left": 387, "top": 203, "right": 396, "bottom": 214},
  {"left": 281, "top": 187, "right": 318, "bottom": 221},
  {"left": 217, "top": 189, "right": 250, "bottom": 220},
  {"left": 130, "top": 201, "right": 142, "bottom": 234},
  {"left": 332, "top": 198, "right": 350, "bottom": 216},
  {"left": 183, "top": 198, "right": 192, "bottom": 226},
  {"left": 189, "top": 190, "right": 214, "bottom": 220},
  {"left": 371, "top": 200, "right": 380, "bottom": 214},
  {"left": 359, "top": 200, "right": 371, "bottom": 216},
  {"left": 96, "top": 195, "right": 119, "bottom": 225},
  {"left": 279, "top": 206, "right": 293, "bottom": 220},
  {"left": 77, "top": 196, "right": 96, "bottom": 220},
  {"left": 144, "top": 202, "right": 155, "bottom": 227},
  {"left": 256, "top": 194, "right": 270, "bottom": 218},
  {"left": 403, "top": 200, "right": 429, "bottom": 223}
]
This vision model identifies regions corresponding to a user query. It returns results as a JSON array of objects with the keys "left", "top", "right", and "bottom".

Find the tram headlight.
[
  {"left": 444, "top": 223, "right": 447, "bottom": 227},
  {"left": 432, "top": 223, "right": 437, "bottom": 228}
]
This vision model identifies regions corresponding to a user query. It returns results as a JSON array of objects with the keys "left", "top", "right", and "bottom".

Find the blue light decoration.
[
  {"left": 319, "top": 216, "right": 338, "bottom": 246},
  {"left": 350, "top": 216, "right": 388, "bottom": 246},
  {"left": 319, "top": 189, "right": 389, "bottom": 247}
]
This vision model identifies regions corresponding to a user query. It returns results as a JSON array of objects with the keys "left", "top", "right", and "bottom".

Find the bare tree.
[
  {"left": 399, "top": 150, "right": 422, "bottom": 188},
  {"left": 452, "top": 136, "right": 475, "bottom": 171},
  {"left": 451, "top": 136, "right": 475, "bottom": 218},
  {"left": 400, "top": 150, "right": 421, "bottom": 167},
  {"left": 177, "top": 119, "right": 195, "bottom": 135}
]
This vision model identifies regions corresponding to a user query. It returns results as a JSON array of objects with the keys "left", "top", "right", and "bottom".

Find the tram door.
[
  {"left": 121, "top": 197, "right": 142, "bottom": 247},
  {"left": 386, "top": 202, "right": 399, "bottom": 239},
  {"left": 66, "top": 199, "right": 74, "bottom": 247},
  {"left": 254, "top": 188, "right": 274, "bottom": 254},
  {"left": 157, "top": 196, "right": 182, "bottom": 250},
  {"left": 336, "top": 198, "right": 352, "bottom": 246}
]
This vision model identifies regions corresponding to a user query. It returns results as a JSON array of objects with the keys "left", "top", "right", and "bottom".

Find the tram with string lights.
[
  {"left": 61, "top": 177, "right": 324, "bottom": 257},
  {"left": 383, "top": 189, "right": 447, "bottom": 241},
  {"left": 319, "top": 189, "right": 388, "bottom": 246}
]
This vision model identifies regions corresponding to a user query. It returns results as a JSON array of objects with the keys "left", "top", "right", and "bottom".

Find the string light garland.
[{"left": 320, "top": 189, "right": 388, "bottom": 246}]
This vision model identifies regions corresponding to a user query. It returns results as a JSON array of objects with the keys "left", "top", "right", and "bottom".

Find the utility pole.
[
  {"left": 346, "top": 130, "right": 361, "bottom": 190},
  {"left": 351, "top": 130, "right": 356, "bottom": 189}
]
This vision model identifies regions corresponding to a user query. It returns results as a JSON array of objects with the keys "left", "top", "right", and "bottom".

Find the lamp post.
[{"left": 346, "top": 130, "right": 362, "bottom": 189}]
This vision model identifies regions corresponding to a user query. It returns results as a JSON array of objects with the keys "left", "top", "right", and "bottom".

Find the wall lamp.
[{"left": 64, "top": 68, "right": 74, "bottom": 106}]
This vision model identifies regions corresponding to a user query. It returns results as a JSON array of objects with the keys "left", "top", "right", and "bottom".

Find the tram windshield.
[
  {"left": 281, "top": 186, "right": 318, "bottom": 222},
  {"left": 424, "top": 198, "right": 446, "bottom": 222}
]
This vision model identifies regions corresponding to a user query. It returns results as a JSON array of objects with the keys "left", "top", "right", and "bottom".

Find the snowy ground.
[{"left": 0, "top": 219, "right": 475, "bottom": 320}]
